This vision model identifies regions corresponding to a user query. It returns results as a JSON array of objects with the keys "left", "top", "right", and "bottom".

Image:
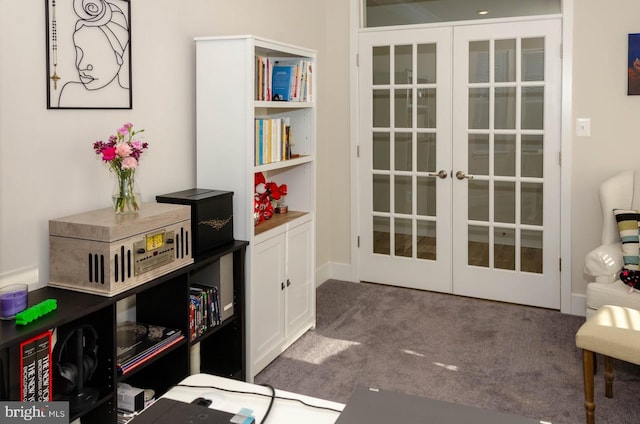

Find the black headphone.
[{"left": 53, "top": 324, "right": 98, "bottom": 396}]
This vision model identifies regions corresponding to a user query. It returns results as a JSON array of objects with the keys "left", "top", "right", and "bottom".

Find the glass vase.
[{"left": 112, "top": 172, "right": 141, "bottom": 215}]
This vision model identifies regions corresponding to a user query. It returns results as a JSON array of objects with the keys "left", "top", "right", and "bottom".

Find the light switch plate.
[{"left": 576, "top": 118, "right": 591, "bottom": 136}]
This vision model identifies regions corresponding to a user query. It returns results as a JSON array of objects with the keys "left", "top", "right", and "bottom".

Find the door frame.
[{"left": 349, "top": 0, "right": 576, "bottom": 314}]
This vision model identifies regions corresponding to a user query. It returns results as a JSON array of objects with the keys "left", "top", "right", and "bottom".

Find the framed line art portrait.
[
  {"left": 628, "top": 33, "right": 640, "bottom": 95},
  {"left": 46, "top": 0, "right": 132, "bottom": 109}
]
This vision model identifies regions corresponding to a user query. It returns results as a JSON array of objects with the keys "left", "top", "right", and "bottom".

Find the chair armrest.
[{"left": 584, "top": 243, "right": 624, "bottom": 283}]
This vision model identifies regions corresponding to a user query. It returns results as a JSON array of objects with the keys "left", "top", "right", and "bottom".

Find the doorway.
[{"left": 357, "top": 19, "right": 562, "bottom": 308}]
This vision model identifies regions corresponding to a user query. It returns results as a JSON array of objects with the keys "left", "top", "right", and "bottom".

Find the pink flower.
[
  {"left": 115, "top": 142, "right": 132, "bottom": 158},
  {"left": 118, "top": 123, "right": 133, "bottom": 137},
  {"left": 121, "top": 157, "right": 138, "bottom": 169},
  {"left": 101, "top": 147, "right": 116, "bottom": 161},
  {"left": 131, "top": 140, "right": 143, "bottom": 150}
]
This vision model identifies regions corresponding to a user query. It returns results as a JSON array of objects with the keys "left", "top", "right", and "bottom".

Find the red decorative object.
[{"left": 254, "top": 172, "right": 287, "bottom": 225}]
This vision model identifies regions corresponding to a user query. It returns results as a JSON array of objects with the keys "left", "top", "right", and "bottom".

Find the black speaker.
[{"left": 53, "top": 324, "right": 99, "bottom": 413}]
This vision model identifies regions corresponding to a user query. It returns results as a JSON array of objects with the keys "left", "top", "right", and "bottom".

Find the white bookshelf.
[{"left": 195, "top": 35, "right": 316, "bottom": 380}]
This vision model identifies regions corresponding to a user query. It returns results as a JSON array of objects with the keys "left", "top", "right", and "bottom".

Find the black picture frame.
[{"left": 45, "top": 0, "right": 132, "bottom": 109}]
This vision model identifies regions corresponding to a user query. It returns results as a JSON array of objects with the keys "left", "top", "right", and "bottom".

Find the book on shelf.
[
  {"left": 189, "top": 284, "right": 223, "bottom": 341},
  {"left": 271, "top": 65, "right": 294, "bottom": 101},
  {"left": 273, "top": 59, "right": 313, "bottom": 102},
  {"left": 256, "top": 56, "right": 313, "bottom": 102},
  {"left": 116, "top": 321, "right": 183, "bottom": 375},
  {"left": 20, "top": 330, "right": 52, "bottom": 402},
  {"left": 254, "top": 117, "right": 291, "bottom": 165}
]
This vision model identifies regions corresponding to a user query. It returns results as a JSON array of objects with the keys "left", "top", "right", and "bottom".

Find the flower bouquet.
[{"left": 93, "top": 123, "right": 148, "bottom": 214}]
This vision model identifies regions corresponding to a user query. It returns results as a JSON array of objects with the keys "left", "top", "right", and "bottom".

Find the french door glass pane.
[
  {"left": 494, "top": 227, "right": 516, "bottom": 270},
  {"left": 373, "top": 175, "right": 390, "bottom": 212},
  {"left": 494, "top": 134, "right": 516, "bottom": 176},
  {"left": 417, "top": 176, "right": 435, "bottom": 216},
  {"left": 417, "top": 88, "right": 436, "bottom": 128},
  {"left": 495, "top": 39, "right": 516, "bottom": 82},
  {"left": 395, "top": 132, "right": 412, "bottom": 171},
  {"left": 468, "top": 180, "right": 489, "bottom": 221},
  {"left": 522, "top": 38, "right": 545, "bottom": 82},
  {"left": 395, "top": 175, "right": 412, "bottom": 214},
  {"left": 521, "top": 87, "right": 544, "bottom": 129},
  {"left": 494, "top": 87, "right": 516, "bottom": 129},
  {"left": 417, "top": 220, "right": 436, "bottom": 260},
  {"left": 469, "top": 88, "right": 489, "bottom": 129},
  {"left": 395, "top": 45, "right": 413, "bottom": 84},
  {"left": 468, "top": 134, "right": 489, "bottom": 175},
  {"left": 395, "top": 218, "right": 412, "bottom": 257},
  {"left": 395, "top": 89, "right": 412, "bottom": 128},
  {"left": 521, "top": 182, "right": 543, "bottom": 226},
  {"left": 373, "top": 46, "right": 390, "bottom": 85},
  {"left": 521, "top": 135, "right": 543, "bottom": 178},
  {"left": 468, "top": 225, "right": 489, "bottom": 267},
  {"left": 416, "top": 133, "right": 436, "bottom": 172},
  {"left": 469, "top": 41, "right": 489, "bottom": 83},
  {"left": 373, "top": 132, "right": 390, "bottom": 171},
  {"left": 373, "top": 216, "right": 390, "bottom": 255},
  {"left": 521, "top": 230, "right": 543, "bottom": 273},
  {"left": 373, "top": 89, "right": 390, "bottom": 127},
  {"left": 494, "top": 181, "right": 515, "bottom": 224},
  {"left": 417, "top": 44, "right": 436, "bottom": 83}
]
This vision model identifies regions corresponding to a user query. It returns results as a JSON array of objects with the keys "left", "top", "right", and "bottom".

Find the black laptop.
[
  {"left": 335, "top": 386, "right": 546, "bottom": 424},
  {"left": 130, "top": 398, "right": 238, "bottom": 424}
]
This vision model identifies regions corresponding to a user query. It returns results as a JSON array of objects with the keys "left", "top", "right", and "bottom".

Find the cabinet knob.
[
  {"left": 286, "top": 279, "right": 291, "bottom": 287},
  {"left": 281, "top": 282, "right": 285, "bottom": 290}
]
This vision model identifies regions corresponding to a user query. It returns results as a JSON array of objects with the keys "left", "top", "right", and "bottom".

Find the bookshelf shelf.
[
  {"left": 255, "top": 155, "right": 312, "bottom": 172},
  {"left": 195, "top": 35, "right": 316, "bottom": 380},
  {"left": 254, "top": 101, "right": 313, "bottom": 109}
]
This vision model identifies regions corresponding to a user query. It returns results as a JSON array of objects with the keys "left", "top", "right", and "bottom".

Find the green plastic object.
[{"left": 15, "top": 299, "right": 57, "bottom": 325}]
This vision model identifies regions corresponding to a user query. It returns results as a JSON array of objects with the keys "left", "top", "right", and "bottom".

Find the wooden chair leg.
[
  {"left": 583, "top": 349, "right": 595, "bottom": 424},
  {"left": 604, "top": 355, "right": 614, "bottom": 398}
]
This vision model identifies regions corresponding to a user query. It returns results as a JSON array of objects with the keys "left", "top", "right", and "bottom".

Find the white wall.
[
  {"left": 0, "top": 0, "right": 342, "bottom": 287},
  {"left": 7, "top": 0, "right": 625, "bottom": 309},
  {"left": 571, "top": 0, "right": 640, "bottom": 296}
]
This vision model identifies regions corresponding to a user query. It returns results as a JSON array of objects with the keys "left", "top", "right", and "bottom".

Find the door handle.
[
  {"left": 455, "top": 171, "right": 474, "bottom": 180},
  {"left": 428, "top": 170, "right": 448, "bottom": 179}
]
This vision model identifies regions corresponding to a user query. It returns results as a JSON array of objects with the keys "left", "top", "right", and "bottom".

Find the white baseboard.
[
  {"left": 315, "top": 261, "right": 355, "bottom": 287},
  {"left": 0, "top": 266, "right": 43, "bottom": 290},
  {"left": 570, "top": 292, "right": 586, "bottom": 317}
]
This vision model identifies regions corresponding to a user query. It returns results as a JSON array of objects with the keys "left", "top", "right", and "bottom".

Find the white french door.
[{"left": 358, "top": 19, "right": 562, "bottom": 308}]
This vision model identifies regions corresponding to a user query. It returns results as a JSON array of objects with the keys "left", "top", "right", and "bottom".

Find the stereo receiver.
[{"left": 49, "top": 203, "right": 193, "bottom": 296}]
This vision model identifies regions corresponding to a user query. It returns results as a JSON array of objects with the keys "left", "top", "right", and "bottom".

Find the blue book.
[{"left": 271, "top": 65, "right": 293, "bottom": 101}]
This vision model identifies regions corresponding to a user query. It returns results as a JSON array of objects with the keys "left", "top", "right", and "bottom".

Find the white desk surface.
[{"left": 162, "top": 373, "right": 344, "bottom": 424}]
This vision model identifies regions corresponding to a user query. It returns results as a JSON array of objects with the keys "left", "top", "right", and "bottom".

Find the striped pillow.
[{"left": 614, "top": 209, "right": 640, "bottom": 270}]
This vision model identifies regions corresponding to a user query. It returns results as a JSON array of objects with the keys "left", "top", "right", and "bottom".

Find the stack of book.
[
  {"left": 20, "top": 331, "right": 52, "bottom": 402},
  {"left": 256, "top": 56, "right": 313, "bottom": 102},
  {"left": 116, "top": 322, "right": 183, "bottom": 375},
  {"left": 254, "top": 117, "right": 291, "bottom": 165},
  {"left": 189, "top": 285, "right": 222, "bottom": 341}
]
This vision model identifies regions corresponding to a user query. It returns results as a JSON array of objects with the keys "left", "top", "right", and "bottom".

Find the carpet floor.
[{"left": 254, "top": 279, "right": 640, "bottom": 424}]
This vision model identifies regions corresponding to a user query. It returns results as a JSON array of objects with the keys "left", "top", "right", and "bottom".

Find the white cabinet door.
[
  {"left": 251, "top": 234, "right": 286, "bottom": 372},
  {"left": 285, "top": 221, "right": 314, "bottom": 338}
]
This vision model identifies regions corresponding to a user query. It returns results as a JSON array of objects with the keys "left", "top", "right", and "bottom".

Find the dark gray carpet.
[{"left": 255, "top": 279, "right": 640, "bottom": 424}]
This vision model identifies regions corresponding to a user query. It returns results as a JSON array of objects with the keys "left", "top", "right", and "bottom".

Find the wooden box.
[
  {"left": 49, "top": 203, "right": 193, "bottom": 296},
  {"left": 156, "top": 188, "right": 234, "bottom": 259}
]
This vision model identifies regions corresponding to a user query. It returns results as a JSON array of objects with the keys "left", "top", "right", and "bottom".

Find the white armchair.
[{"left": 585, "top": 170, "right": 640, "bottom": 317}]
